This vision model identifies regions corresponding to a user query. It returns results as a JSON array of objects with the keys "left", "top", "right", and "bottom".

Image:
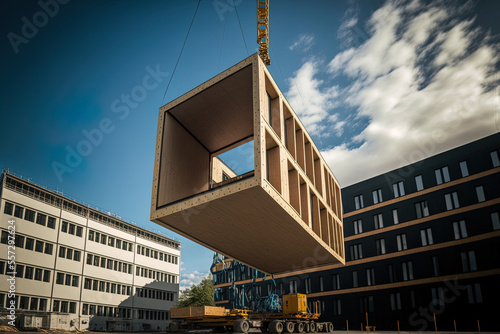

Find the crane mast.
[{"left": 257, "top": 0, "right": 270, "bottom": 65}]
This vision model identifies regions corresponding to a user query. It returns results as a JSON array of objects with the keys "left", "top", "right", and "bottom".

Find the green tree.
[{"left": 178, "top": 277, "right": 215, "bottom": 307}]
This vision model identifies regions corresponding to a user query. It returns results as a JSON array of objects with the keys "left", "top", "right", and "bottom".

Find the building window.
[
  {"left": 14, "top": 205, "right": 24, "bottom": 218},
  {"left": 24, "top": 209, "right": 35, "bottom": 222},
  {"left": 47, "top": 217, "right": 56, "bottom": 229},
  {"left": 445, "top": 192, "right": 460, "bottom": 210},
  {"left": 373, "top": 213, "right": 383, "bottom": 229},
  {"left": 44, "top": 243, "right": 53, "bottom": 255},
  {"left": 24, "top": 238, "right": 34, "bottom": 250},
  {"left": 34, "top": 268, "right": 42, "bottom": 281},
  {"left": 56, "top": 273, "right": 64, "bottom": 285},
  {"left": 432, "top": 287, "right": 445, "bottom": 306},
  {"left": 376, "top": 239, "right": 386, "bottom": 255},
  {"left": 459, "top": 161, "right": 469, "bottom": 177},
  {"left": 15, "top": 235, "right": 24, "bottom": 248},
  {"left": 61, "top": 301, "right": 69, "bottom": 313},
  {"left": 392, "top": 209, "right": 399, "bottom": 224},
  {"left": 30, "top": 298, "right": 38, "bottom": 311},
  {"left": 492, "top": 212, "right": 500, "bottom": 230},
  {"left": 396, "top": 234, "right": 407, "bottom": 251},
  {"left": 304, "top": 278, "right": 311, "bottom": 294},
  {"left": 332, "top": 299, "right": 341, "bottom": 315},
  {"left": 59, "top": 246, "right": 66, "bottom": 258},
  {"left": 61, "top": 221, "right": 68, "bottom": 233},
  {"left": 19, "top": 296, "right": 29, "bottom": 310},
  {"left": 420, "top": 228, "right": 433, "bottom": 246},
  {"left": 415, "top": 201, "right": 429, "bottom": 218},
  {"left": 3, "top": 202, "right": 13, "bottom": 215},
  {"left": 491, "top": 150, "right": 500, "bottom": 167},
  {"left": 289, "top": 280, "right": 297, "bottom": 293},
  {"left": 360, "top": 296, "right": 374, "bottom": 313},
  {"left": 36, "top": 213, "right": 46, "bottom": 226},
  {"left": 332, "top": 274, "right": 340, "bottom": 290},
  {"left": 475, "top": 186, "right": 485, "bottom": 202},
  {"left": 388, "top": 264, "right": 395, "bottom": 283},
  {"left": 432, "top": 256, "right": 440, "bottom": 276},
  {"left": 353, "top": 220, "right": 363, "bottom": 235},
  {"left": 352, "top": 271, "right": 358, "bottom": 288},
  {"left": 366, "top": 268, "right": 375, "bottom": 286},
  {"left": 76, "top": 226, "right": 83, "bottom": 237},
  {"left": 41, "top": 270, "right": 50, "bottom": 282},
  {"left": 402, "top": 261, "right": 414, "bottom": 280},
  {"left": 390, "top": 293, "right": 402, "bottom": 310},
  {"left": 467, "top": 284, "right": 483, "bottom": 304},
  {"left": 349, "top": 244, "right": 363, "bottom": 260},
  {"left": 372, "top": 189, "right": 383, "bottom": 204},
  {"left": 35, "top": 240, "right": 44, "bottom": 252},
  {"left": 435, "top": 166, "right": 450, "bottom": 185},
  {"left": 452, "top": 220, "right": 468, "bottom": 239},
  {"left": 354, "top": 195, "right": 364, "bottom": 210},
  {"left": 461, "top": 250, "right": 477, "bottom": 272},
  {"left": 393, "top": 181, "right": 405, "bottom": 198},
  {"left": 24, "top": 266, "right": 34, "bottom": 279}
]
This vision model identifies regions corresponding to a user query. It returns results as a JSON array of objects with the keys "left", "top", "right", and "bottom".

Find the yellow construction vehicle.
[{"left": 169, "top": 293, "right": 333, "bottom": 333}]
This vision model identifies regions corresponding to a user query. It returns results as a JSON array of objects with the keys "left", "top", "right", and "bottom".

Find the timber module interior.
[{"left": 151, "top": 54, "right": 344, "bottom": 274}]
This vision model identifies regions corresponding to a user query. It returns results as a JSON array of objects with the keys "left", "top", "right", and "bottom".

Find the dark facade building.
[{"left": 211, "top": 133, "right": 500, "bottom": 331}]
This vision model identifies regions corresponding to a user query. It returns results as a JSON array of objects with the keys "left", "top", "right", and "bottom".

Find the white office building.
[{"left": 0, "top": 171, "right": 180, "bottom": 331}]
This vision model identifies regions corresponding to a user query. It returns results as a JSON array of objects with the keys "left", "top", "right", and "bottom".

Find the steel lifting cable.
[
  {"left": 162, "top": 0, "right": 202, "bottom": 101},
  {"left": 232, "top": 0, "right": 249, "bottom": 55}
]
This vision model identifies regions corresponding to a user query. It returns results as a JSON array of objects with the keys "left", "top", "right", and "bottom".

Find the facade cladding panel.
[
  {"left": 211, "top": 133, "right": 500, "bottom": 331},
  {"left": 0, "top": 172, "right": 180, "bottom": 331}
]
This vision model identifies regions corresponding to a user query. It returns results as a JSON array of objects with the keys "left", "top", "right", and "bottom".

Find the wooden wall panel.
[{"left": 157, "top": 112, "right": 209, "bottom": 207}]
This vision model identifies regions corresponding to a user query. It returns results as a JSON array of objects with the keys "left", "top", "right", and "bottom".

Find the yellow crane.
[{"left": 257, "top": 0, "right": 270, "bottom": 65}]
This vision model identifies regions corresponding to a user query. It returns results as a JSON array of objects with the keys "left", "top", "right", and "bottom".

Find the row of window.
[
  {"left": 56, "top": 272, "right": 80, "bottom": 287},
  {"left": 81, "top": 303, "right": 170, "bottom": 321},
  {"left": 61, "top": 220, "right": 83, "bottom": 237},
  {"left": 0, "top": 230, "right": 54, "bottom": 255},
  {"left": 59, "top": 245, "right": 82, "bottom": 262},
  {"left": 86, "top": 253, "right": 133, "bottom": 274},
  {"left": 135, "top": 265, "right": 178, "bottom": 284},
  {"left": 352, "top": 153, "right": 499, "bottom": 210},
  {"left": 3, "top": 202, "right": 56, "bottom": 228},
  {"left": 84, "top": 278, "right": 132, "bottom": 295},
  {"left": 53, "top": 299, "right": 77, "bottom": 313},
  {"left": 82, "top": 304, "right": 131, "bottom": 318},
  {"left": 0, "top": 294, "right": 48, "bottom": 311},
  {"left": 136, "top": 287, "right": 175, "bottom": 301},
  {"left": 88, "top": 229, "right": 133, "bottom": 252},
  {"left": 1, "top": 262, "right": 51, "bottom": 282},
  {"left": 333, "top": 282, "right": 483, "bottom": 316},
  {"left": 353, "top": 200, "right": 496, "bottom": 237},
  {"left": 283, "top": 250, "right": 479, "bottom": 295},
  {"left": 350, "top": 222, "right": 476, "bottom": 260},
  {"left": 137, "top": 245, "right": 179, "bottom": 265}
]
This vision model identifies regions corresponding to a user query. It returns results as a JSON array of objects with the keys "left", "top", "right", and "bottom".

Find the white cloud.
[
  {"left": 180, "top": 270, "right": 210, "bottom": 292},
  {"left": 289, "top": 33, "right": 315, "bottom": 52},
  {"left": 286, "top": 61, "right": 340, "bottom": 135},
  {"left": 290, "top": 1, "right": 500, "bottom": 186}
]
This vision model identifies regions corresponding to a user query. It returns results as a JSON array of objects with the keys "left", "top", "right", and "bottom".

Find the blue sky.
[{"left": 1, "top": 0, "right": 499, "bottom": 289}]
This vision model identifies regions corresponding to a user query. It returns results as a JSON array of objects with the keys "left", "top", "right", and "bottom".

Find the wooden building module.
[{"left": 151, "top": 54, "right": 344, "bottom": 274}]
